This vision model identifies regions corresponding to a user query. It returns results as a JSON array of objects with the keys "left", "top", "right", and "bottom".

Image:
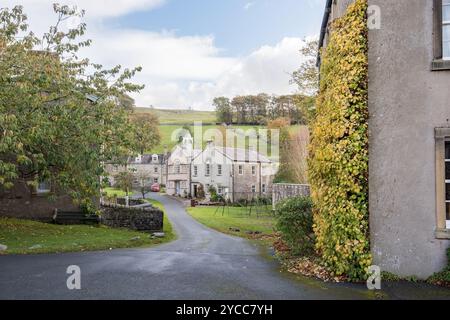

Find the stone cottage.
[
  {"left": 166, "top": 134, "right": 201, "bottom": 197},
  {"left": 319, "top": 0, "right": 450, "bottom": 278},
  {"left": 191, "top": 141, "right": 275, "bottom": 202}
]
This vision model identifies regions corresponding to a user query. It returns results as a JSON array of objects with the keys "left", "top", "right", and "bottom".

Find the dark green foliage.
[{"left": 275, "top": 196, "right": 315, "bottom": 256}]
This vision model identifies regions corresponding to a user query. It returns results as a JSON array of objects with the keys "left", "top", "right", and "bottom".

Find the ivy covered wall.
[{"left": 309, "top": 0, "right": 370, "bottom": 280}]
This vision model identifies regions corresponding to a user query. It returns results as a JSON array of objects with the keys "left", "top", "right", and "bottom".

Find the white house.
[
  {"left": 191, "top": 141, "right": 276, "bottom": 202},
  {"left": 166, "top": 134, "right": 201, "bottom": 196}
]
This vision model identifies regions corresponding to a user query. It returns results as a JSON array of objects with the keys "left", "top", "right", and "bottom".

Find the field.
[
  {"left": 134, "top": 107, "right": 306, "bottom": 154},
  {"left": 134, "top": 107, "right": 216, "bottom": 124}
]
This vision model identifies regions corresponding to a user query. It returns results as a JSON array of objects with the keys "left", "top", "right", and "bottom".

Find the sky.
[{"left": 4, "top": 0, "right": 326, "bottom": 110}]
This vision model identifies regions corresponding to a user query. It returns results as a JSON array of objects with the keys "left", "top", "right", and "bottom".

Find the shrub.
[
  {"left": 275, "top": 196, "right": 315, "bottom": 256},
  {"left": 308, "top": 0, "right": 371, "bottom": 280},
  {"left": 428, "top": 248, "right": 450, "bottom": 286}
]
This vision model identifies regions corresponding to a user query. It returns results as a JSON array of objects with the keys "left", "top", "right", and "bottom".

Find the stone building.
[
  {"left": 166, "top": 135, "right": 201, "bottom": 196},
  {"left": 191, "top": 141, "right": 275, "bottom": 202},
  {"left": 319, "top": 0, "right": 450, "bottom": 278},
  {"left": 104, "top": 153, "right": 168, "bottom": 188}
]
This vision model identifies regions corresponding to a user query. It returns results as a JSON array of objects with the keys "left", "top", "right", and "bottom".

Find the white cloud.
[
  {"left": 3, "top": 1, "right": 307, "bottom": 110},
  {"left": 132, "top": 37, "right": 307, "bottom": 109},
  {"left": 244, "top": 2, "right": 256, "bottom": 11}
]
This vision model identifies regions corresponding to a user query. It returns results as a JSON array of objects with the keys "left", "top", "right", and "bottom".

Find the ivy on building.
[{"left": 308, "top": 0, "right": 370, "bottom": 280}]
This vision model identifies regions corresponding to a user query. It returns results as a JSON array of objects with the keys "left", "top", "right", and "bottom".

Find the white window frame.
[
  {"left": 251, "top": 185, "right": 256, "bottom": 193},
  {"left": 443, "top": 0, "right": 450, "bottom": 59},
  {"left": 154, "top": 166, "right": 158, "bottom": 173},
  {"left": 238, "top": 165, "right": 243, "bottom": 175},
  {"left": 262, "top": 184, "right": 266, "bottom": 193},
  {"left": 435, "top": 128, "right": 450, "bottom": 238},
  {"left": 252, "top": 165, "right": 256, "bottom": 176},
  {"left": 217, "top": 164, "right": 222, "bottom": 176},
  {"left": 205, "top": 163, "right": 211, "bottom": 176}
]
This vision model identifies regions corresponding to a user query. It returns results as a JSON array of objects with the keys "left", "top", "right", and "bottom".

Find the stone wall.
[
  {"left": 272, "top": 184, "right": 310, "bottom": 208},
  {"left": 0, "top": 181, "right": 80, "bottom": 221},
  {"left": 100, "top": 205, "right": 163, "bottom": 232}
]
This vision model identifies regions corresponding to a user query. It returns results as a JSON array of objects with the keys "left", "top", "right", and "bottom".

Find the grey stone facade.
[{"left": 319, "top": 0, "right": 450, "bottom": 278}]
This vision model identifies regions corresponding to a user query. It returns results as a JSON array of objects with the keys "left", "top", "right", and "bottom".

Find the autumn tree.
[
  {"left": 291, "top": 38, "right": 319, "bottom": 95},
  {"left": 130, "top": 113, "right": 161, "bottom": 155},
  {"left": 0, "top": 4, "right": 142, "bottom": 207},
  {"left": 213, "top": 97, "right": 233, "bottom": 124}
]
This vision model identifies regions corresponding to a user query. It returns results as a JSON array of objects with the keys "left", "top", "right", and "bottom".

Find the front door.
[
  {"left": 193, "top": 185, "right": 198, "bottom": 198},
  {"left": 175, "top": 181, "right": 181, "bottom": 195}
]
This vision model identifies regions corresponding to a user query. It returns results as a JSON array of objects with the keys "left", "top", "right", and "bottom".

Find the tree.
[
  {"left": 135, "top": 170, "right": 152, "bottom": 199},
  {"left": 291, "top": 38, "right": 320, "bottom": 95},
  {"left": 129, "top": 113, "right": 161, "bottom": 155},
  {"left": 213, "top": 97, "right": 232, "bottom": 124},
  {"left": 114, "top": 170, "right": 134, "bottom": 198},
  {"left": 0, "top": 4, "right": 142, "bottom": 206}
]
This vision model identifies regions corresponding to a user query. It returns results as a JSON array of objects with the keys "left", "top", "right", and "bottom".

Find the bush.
[
  {"left": 428, "top": 248, "right": 450, "bottom": 286},
  {"left": 275, "top": 196, "right": 315, "bottom": 256},
  {"left": 308, "top": 0, "right": 370, "bottom": 280}
]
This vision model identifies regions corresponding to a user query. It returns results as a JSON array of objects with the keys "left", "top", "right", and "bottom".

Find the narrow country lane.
[{"left": 0, "top": 194, "right": 449, "bottom": 300}]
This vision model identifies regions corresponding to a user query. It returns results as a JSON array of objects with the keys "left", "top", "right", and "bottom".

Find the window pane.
[
  {"left": 447, "top": 202, "right": 450, "bottom": 221},
  {"left": 446, "top": 183, "right": 450, "bottom": 200},
  {"left": 445, "top": 0, "right": 450, "bottom": 20},
  {"left": 446, "top": 162, "right": 450, "bottom": 180},
  {"left": 446, "top": 142, "right": 450, "bottom": 159},
  {"left": 444, "top": 25, "right": 450, "bottom": 41}
]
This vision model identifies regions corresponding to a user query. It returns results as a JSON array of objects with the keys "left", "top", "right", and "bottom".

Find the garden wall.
[
  {"left": 101, "top": 205, "right": 163, "bottom": 232},
  {"left": 272, "top": 183, "right": 310, "bottom": 209}
]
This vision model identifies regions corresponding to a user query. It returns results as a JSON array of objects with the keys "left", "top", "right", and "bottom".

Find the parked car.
[{"left": 151, "top": 183, "right": 160, "bottom": 192}]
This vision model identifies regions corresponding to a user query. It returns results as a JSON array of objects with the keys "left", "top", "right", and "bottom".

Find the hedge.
[{"left": 308, "top": 0, "right": 371, "bottom": 280}]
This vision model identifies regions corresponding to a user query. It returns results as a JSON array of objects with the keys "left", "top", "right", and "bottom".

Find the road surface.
[{"left": 0, "top": 194, "right": 449, "bottom": 299}]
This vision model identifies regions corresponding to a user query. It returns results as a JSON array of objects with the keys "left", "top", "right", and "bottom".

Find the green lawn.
[
  {"left": 103, "top": 187, "right": 128, "bottom": 198},
  {"left": 0, "top": 199, "right": 175, "bottom": 255},
  {"left": 187, "top": 206, "right": 276, "bottom": 241}
]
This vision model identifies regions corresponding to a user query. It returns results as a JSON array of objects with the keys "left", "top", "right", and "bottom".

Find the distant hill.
[{"left": 134, "top": 107, "right": 216, "bottom": 125}]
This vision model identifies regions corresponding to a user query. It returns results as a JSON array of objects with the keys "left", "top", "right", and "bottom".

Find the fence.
[{"left": 272, "top": 183, "right": 310, "bottom": 209}]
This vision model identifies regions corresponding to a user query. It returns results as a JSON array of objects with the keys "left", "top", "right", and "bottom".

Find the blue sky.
[
  {"left": 7, "top": 0, "right": 326, "bottom": 109},
  {"left": 111, "top": 0, "right": 326, "bottom": 56}
]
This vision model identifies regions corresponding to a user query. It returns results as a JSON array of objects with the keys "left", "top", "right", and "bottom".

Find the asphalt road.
[{"left": 0, "top": 194, "right": 449, "bottom": 300}]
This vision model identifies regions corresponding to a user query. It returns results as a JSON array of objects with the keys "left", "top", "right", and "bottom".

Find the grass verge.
[
  {"left": 0, "top": 199, "right": 175, "bottom": 255},
  {"left": 186, "top": 206, "right": 275, "bottom": 245}
]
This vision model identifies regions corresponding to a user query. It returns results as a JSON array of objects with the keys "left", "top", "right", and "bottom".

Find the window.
[
  {"left": 217, "top": 164, "right": 222, "bottom": 176},
  {"left": 262, "top": 184, "right": 266, "bottom": 193},
  {"left": 152, "top": 155, "right": 158, "bottom": 162},
  {"left": 113, "top": 165, "right": 118, "bottom": 172},
  {"left": 443, "top": 0, "right": 450, "bottom": 59},
  {"left": 154, "top": 178, "right": 159, "bottom": 183},
  {"left": 435, "top": 128, "right": 450, "bottom": 238},
  {"left": 206, "top": 163, "right": 211, "bottom": 176},
  {"left": 193, "top": 165, "right": 198, "bottom": 176},
  {"left": 174, "top": 160, "right": 181, "bottom": 174},
  {"left": 154, "top": 166, "right": 158, "bottom": 173},
  {"left": 433, "top": 0, "right": 450, "bottom": 69},
  {"left": 252, "top": 165, "right": 256, "bottom": 176},
  {"left": 218, "top": 186, "right": 224, "bottom": 195},
  {"left": 238, "top": 165, "right": 243, "bottom": 175},
  {"left": 37, "top": 181, "right": 51, "bottom": 194},
  {"left": 445, "top": 140, "right": 450, "bottom": 229},
  {"left": 251, "top": 185, "right": 256, "bottom": 193}
]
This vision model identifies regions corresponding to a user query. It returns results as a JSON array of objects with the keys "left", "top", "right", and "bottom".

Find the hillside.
[{"left": 134, "top": 107, "right": 216, "bottom": 125}]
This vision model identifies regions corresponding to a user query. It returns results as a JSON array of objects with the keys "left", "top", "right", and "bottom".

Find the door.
[
  {"left": 175, "top": 181, "right": 181, "bottom": 195},
  {"left": 193, "top": 185, "right": 198, "bottom": 198}
]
